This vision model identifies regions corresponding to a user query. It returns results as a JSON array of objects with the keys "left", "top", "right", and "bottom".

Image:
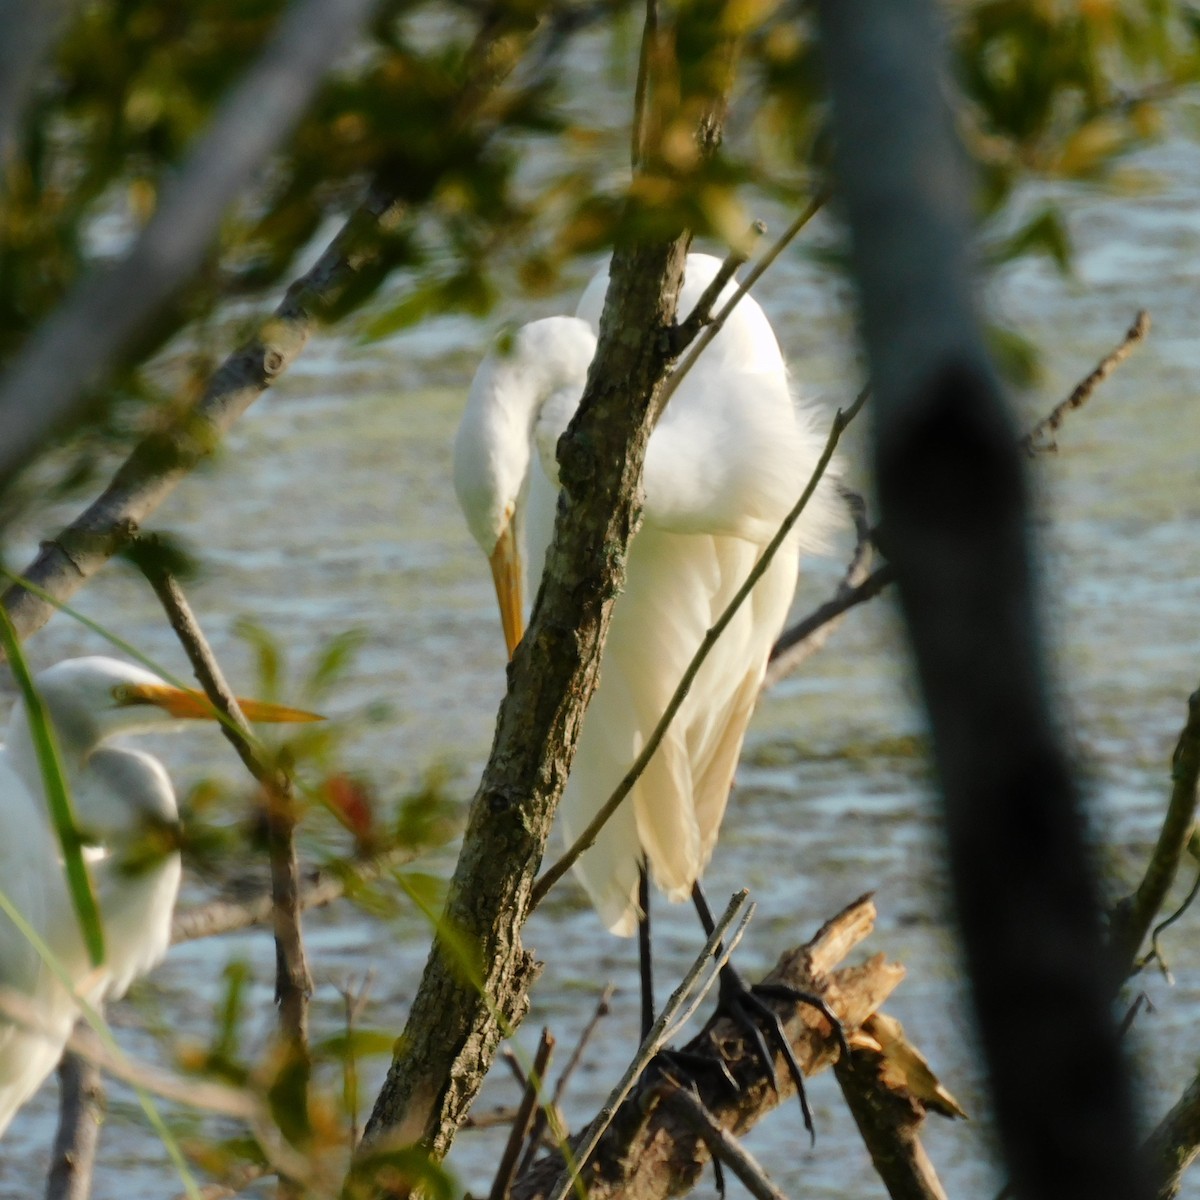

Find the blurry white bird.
[
  {"left": 0, "top": 655, "right": 320, "bottom": 1137},
  {"left": 455, "top": 254, "right": 838, "bottom": 934}
]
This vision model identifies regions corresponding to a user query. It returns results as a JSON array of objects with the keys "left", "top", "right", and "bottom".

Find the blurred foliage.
[{"left": 2, "top": 0, "right": 1197, "bottom": 505}]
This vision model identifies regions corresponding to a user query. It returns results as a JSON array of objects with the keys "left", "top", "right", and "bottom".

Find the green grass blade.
[{"left": 0, "top": 607, "right": 105, "bottom": 966}]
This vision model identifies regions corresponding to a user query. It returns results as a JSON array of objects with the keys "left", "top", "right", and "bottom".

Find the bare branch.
[
  {"left": 543, "top": 892, "right": 755, "bottom": 1200},
  {"left": 514, "top": 895, "right": 906, "bottom": 1200},
  {"left": 489, "top": 1030, "right": 555, "bottom": 1200},
  {"left": 0, "top": 0, "right": 380, "bottom": 493},
  {"left": 139, "top": 563, "right": 313, "bottom": 1177},
  {"left": 44, "top": 1048, "right": 104, "bottom": 1200},
  {"left": 663, "top": 1087, "right": 789, "bottom": 1200},
  {"left": 1020, "top": 310, "right": 1150, "bottom": 456},
  {"left": 171, "top": 845, "right": 419, "bottom": 945},
  {"left": 765, "top": 482, "right": 876, "bottom": 688},
  {"left": 655, "top": 193, "right": 827, "bottom": 423}
]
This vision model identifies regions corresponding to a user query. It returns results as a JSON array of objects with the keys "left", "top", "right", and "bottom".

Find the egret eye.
[{"left": 112, "top": 683, "right": 140, "bottom": 706}]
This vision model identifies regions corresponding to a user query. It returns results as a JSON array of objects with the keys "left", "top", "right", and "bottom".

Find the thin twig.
[
  {"left": 515, "top": 986, "right": 615, "bottom": 1177},
  {"left": 171, "top": 844, "right": 419, "bottom": 944},
  {"left": 772, "top": 306, "right": 1153, "bottom": 681},
  {"left": 336, "top": 971, "right": 376, "bottom": 1148},
  {"left": 45, "top": 1047, "right": 104, "bottom": 1200},
  {"left": 1020, "top": 310, "right": 1150, "bottom": 456},
  {"left": 1139, "top": 862, "right": 1200, "bottom": 984},
  {"left": 663, "top": 1086, "right": 790, "bottom": 1200},
  {"left": 544, "top": 891, "right": 753, "bottom": 1200},
  {"left": 531, "top": 389, "right": 865, "bottom": 910},
  {"left": 765, "top": 479, "right": 874, "bottom": 688},
  {"left": 138, "top": 563, "right": 313, "bottom": 1181},
  {"left": 490, "top": 1030, "right": 555, "bottom": 1200},
  {"left": 630, "top": 0, "right": 657, "bottom": 170},
  {"left": 674, "top": 227, "right": 762, "bottom": 349},
  {"left": 652, "top": 193, "right": 828, "bottom": 423}
]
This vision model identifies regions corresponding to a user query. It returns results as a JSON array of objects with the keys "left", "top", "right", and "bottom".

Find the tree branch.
[
  {"left": 1109, "top": 686, "right": 1200, "bottom": 976},
  {"left": 1019, "top": 310, "right": 1150, "bottom": 456},
  {"left": 44, "top": 1048, "right": 104, "bottom": 1200},
  {"left": 0, "top": 1, "right": 540, "bottom": 647},
  {"left": 139, "top": 562, "right": 313, "bottom": 1176}
]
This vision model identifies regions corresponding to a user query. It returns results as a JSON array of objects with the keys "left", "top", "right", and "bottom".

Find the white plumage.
[
  {"left": 0, "top": 656, "right": 318, "bottom": 1136},
  {"left": 455, "top": 254, "right": 837, "bottom": 935}
]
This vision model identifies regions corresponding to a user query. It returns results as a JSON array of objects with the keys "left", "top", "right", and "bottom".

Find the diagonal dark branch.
[
  {"left": 0, "top": 0, "right": 381, "bottom": 494},
  {"left": 1020, "top": 310, "right": 1149, "bottom": 456}
]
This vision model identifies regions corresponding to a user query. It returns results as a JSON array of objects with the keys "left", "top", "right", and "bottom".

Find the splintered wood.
[{"left": 514, "top": 894, "right": 956, "bottom": 1200}]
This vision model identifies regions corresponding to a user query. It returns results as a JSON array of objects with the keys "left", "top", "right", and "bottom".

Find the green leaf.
[
  {"left": 0, "top": 608, "right": 104, "bottom": 966},
  {"left": 304, "top": 628, "right": 367, "bottom": 701},
  {"left": 233, "top": 618, "right": 282, "bottom": 701},
  {"left": 312, "top": 1029, "right": 397, "bottom": 1059}
]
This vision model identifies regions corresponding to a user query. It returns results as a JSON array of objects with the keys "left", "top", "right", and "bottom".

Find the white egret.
[
  {"left": 0, "top": 655, "right": 320, "bottom": 1137},
  {"left": 455, "top": 253, "right": 838, "bottom": 935},
  {"left": 456, "top": 256, "right": 847, "bottom": 1125}
]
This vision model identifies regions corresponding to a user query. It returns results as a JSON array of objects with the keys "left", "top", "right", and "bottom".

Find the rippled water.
[{"left": 1, "top": 133, "right": 1199, "bottom": 1199}]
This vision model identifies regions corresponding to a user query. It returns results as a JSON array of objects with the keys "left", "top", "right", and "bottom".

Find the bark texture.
[{"left": 357, "top": 239, "right": 692, "bottom": 1167}]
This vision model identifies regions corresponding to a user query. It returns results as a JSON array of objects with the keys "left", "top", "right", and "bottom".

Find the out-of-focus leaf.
[
  {"left": 313, "top": 1029, "right": 397, "bottom": 1059},
  {"left": 987, "top": 206, "right": 1073, "bottom": 272},
  {"left": 986, "top": 321, "right": 1042, "bottom": 391},
  {"left": 304, "top": 629, "right": 367, "bottom": 701},
  {"left": 233, "top": 618, "right": 283, "bottom": 701}
]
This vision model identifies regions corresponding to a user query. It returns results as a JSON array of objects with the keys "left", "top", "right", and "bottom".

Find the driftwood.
[{"left": 512, "top": 895, "right": 954, "bottom": 1200}]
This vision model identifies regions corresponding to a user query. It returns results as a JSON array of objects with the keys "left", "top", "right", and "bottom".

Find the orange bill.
[
  {"left": 115, "top": 682, "right": 324, "bottom": 723},
  {"left": 488, "top": 524, "right": 525, "bottom": 660}
]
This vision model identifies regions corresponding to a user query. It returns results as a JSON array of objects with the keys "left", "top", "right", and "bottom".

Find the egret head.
[{"left": 454, "top": 316, "right": 595, "bottom": 657}]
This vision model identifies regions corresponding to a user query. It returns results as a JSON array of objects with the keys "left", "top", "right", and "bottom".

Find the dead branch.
[
  {"left": 662, "top": 1087, "right": 788, "bottom": 1200},
  {"left": 835, "top": 1012, "right": 964, "bottom": 1200},
  {"left": 1019, "top": 310, "right": 1150, "bottom": 456},
  {"left": 765, "top": 484, "right": 876, "bottom": 688},
  {"left": 513, "top": 895, "right": 915, "bottom": 1200},
  {"left": 489, "top": 1030, "right": 555, "bottom": 1200}
]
